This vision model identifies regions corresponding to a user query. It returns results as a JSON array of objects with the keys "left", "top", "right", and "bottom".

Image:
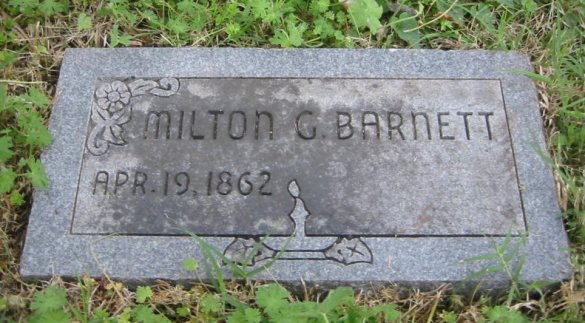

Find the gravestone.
[{"left": 21, "top": 49, "right": 571, "bottom": 290}]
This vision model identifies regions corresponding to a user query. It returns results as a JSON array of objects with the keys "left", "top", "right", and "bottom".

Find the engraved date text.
[{"left": 91, "top": 170, "right": 272, "bottom": 197}]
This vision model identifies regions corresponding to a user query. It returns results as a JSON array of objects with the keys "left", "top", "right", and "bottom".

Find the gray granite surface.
[{"left": 21, "top": 48, "right": 571, "bottom": 291}]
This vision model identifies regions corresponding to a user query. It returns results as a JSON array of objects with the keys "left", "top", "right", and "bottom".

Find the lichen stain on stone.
[{"left": 186, "top": 82, "right": 215, "bottom": 99}]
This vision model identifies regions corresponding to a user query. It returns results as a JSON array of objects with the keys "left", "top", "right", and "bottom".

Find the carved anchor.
[{"left": 223, "top": 180, "right": 373, "bottom": 266}]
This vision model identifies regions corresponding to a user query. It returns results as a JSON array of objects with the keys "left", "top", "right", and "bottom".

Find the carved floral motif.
[
  {"left": 86, "top": 78, "right": 180, "bottom": 156},
  {"left": 95, "top": 81, "right": 131, "bottom": 111}
]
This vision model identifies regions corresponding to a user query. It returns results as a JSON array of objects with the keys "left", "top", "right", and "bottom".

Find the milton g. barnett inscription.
[
  {"left": 73, "top": 77, "right": 523, "bottom": 237},
  {"left": 21, "top": 49, "right": 570, "bottom": 288}
]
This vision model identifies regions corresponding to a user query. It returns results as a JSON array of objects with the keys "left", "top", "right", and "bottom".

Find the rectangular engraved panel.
[{"left": 71, "top": 78, "right": 524, "bottom": 236}]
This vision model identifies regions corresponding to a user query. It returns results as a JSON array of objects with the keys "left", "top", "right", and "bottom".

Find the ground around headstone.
[{"left": 21, "top": 48, "right": 571, "bottom": 291}]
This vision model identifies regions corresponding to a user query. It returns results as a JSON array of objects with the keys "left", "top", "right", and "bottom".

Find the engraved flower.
[{"left": 95, "top": 81, "right": 131, "bottom": 112}]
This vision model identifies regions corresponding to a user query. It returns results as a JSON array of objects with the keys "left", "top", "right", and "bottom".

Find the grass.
[{"left": 0, "top": 0, "right": 584, "bottom": 321}]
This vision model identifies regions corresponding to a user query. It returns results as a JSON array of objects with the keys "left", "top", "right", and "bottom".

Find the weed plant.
[{"left": 0, "top": 0, "right": 584, "bottom": 321}]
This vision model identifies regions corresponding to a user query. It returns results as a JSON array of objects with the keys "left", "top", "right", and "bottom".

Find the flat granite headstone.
[{"left": 21, "top": 48, "right": 571, "bottom": 290}]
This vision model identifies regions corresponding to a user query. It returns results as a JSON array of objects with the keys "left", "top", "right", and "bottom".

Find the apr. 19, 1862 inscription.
[
  {"left": 21, "top": 49, "right": 570, "bottom": 287},
  {"left": 72, "top": 77, "right": 525, "bottom": 265}
]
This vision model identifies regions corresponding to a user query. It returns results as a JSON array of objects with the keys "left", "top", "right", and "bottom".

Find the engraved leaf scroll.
[
  {"left": 86, "top": 78, "right": 179, "bottom": 156},
  {"left": 324, "top": 237, "right": 373, "bottom": 265},
  {"left": 223, "top": 238, "right": 276, "bottom": 266}
]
